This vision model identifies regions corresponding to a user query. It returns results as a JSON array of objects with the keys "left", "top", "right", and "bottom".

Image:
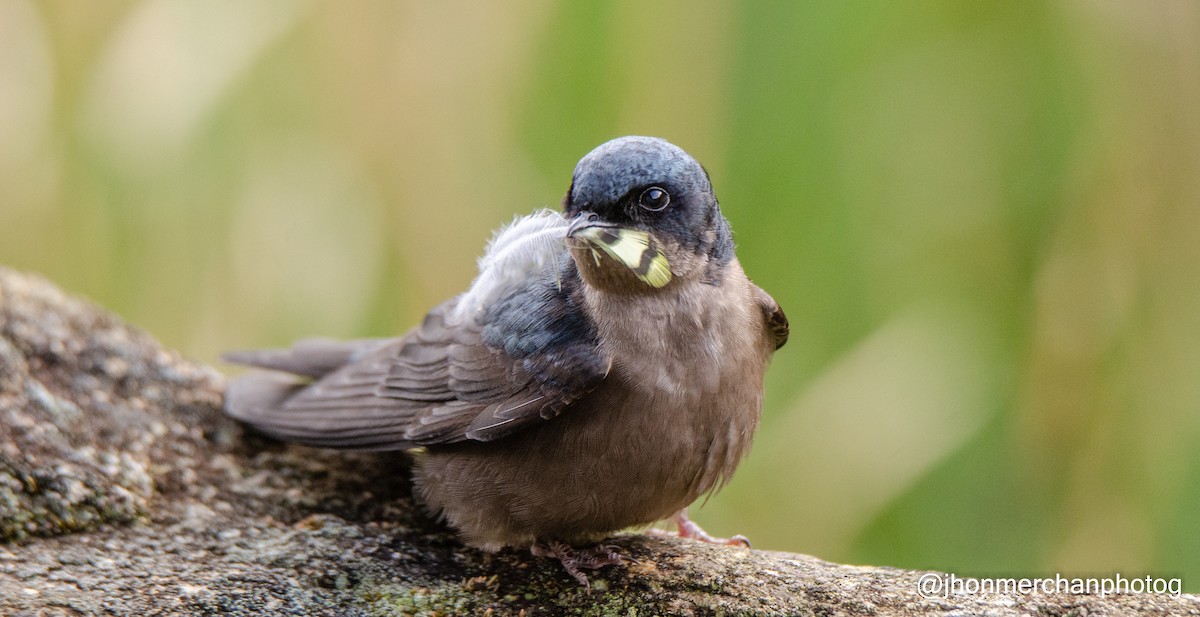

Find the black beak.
[{"left": 566, "top": 212, "right": 615, "bottom": 239}]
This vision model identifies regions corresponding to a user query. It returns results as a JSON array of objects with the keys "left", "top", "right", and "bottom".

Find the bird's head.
[{"left": 563, "top": 136, "right": 734, "bottom": 293}]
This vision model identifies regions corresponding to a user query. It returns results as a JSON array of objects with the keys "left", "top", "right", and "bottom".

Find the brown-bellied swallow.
[{"left": 224, "top": 136, "right": 789, "bottom": 586}]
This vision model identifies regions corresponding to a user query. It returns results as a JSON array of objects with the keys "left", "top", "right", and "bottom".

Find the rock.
[
  {"left": 0, "top": 266, "right": 1196, "bottom": 615},
  {"left": 0, "top": 268, "right": 224, "bottom": 543}
]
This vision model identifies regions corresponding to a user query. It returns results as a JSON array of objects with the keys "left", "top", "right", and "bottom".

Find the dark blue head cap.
[
  {"left": 566, "top": 136, "right": 713, "bottom": 215},
  {"left": 564, "top": 136, "right": 734, "bottom": 276}
]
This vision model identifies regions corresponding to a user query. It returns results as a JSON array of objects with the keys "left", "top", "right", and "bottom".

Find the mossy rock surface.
[{"left": 1, "top": 267, "right": 1197, "bottom": 616}]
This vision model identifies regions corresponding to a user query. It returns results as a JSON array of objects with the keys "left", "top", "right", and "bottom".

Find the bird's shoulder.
[{"left": 751, "top": 283, "right": 788, "bottom": 350}]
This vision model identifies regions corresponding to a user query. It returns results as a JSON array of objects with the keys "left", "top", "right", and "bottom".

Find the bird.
[{"left": 223, "top": 136, "right": 789, "bottom": 586}]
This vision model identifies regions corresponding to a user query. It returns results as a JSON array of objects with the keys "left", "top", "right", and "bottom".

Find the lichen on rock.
[{"left": 0, "top": 268, "right": 223, "bottom": 542}]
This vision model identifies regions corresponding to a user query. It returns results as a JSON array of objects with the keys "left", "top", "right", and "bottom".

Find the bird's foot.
[
  {"left": 673, "top": 508, "right": 751, "bottom": 548},
  {"left": 530, "top": 541, "right": 629, "bottom": 590}
]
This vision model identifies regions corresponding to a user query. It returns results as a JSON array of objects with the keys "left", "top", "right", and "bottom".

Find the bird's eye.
[{"left": 639, "top": 187, "right": 670, "bottom": 211}]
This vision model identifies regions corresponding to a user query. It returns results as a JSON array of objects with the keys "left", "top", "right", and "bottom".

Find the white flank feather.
[{"left": 451, "top": 209, "right": 569, "bottom": 324}]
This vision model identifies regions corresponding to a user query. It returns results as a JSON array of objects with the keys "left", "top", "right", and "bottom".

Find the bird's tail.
[{"left": 222, "top": 337, "right": 389, "bottom": 379}]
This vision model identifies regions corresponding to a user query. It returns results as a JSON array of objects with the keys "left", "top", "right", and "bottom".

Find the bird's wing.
[
  {"left": 225, "top": 281, "right": 610, "bottom": 450},
  {"left": 753, "top": 285, "right": 789, "bottom": 350},
  {"left": 224, "top": 210, "right": 612, "bottom": 450}
]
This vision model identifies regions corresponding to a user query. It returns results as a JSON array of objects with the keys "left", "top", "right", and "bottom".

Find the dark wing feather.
[
  {"left": 753, "top": 285, "right": 789, "bottom": 350},
  {"left": 224, "top": 268, "right": 610, "bottom": 450}
]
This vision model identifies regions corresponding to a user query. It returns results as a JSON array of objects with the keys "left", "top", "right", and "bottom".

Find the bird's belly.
[
  {"left": 415, "top": 365, "right": 762, "bottom": 550},
  {"left": 416, "top": 280, "right": 770, "bottom": 550}
]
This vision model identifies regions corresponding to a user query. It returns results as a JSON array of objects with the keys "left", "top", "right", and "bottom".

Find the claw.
[
  {"left": 673, "top": 508, "right": 751, "bottom": 548},
  {"left": 531, "top": 541, "right": 629, "bottom": 590}
]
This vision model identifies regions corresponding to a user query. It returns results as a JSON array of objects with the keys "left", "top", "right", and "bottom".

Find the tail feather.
[
  {"left": 222, "top": 337, "right": 389, "bottom": 379},
  {"left": 224, "top": 373, "right": 307, "bottom": 424}
]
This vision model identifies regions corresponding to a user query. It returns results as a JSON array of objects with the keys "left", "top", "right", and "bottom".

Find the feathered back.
[
  {"left": 451, "top": 210, "right": 568, "bottom": 325},
  {"left": 223, "top": 209, "right": 612, "bottom": 450}
]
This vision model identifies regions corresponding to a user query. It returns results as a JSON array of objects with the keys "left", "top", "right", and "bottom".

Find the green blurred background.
[{"left": 3, "top": 0, "right": 1199, "bottom": 590}]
